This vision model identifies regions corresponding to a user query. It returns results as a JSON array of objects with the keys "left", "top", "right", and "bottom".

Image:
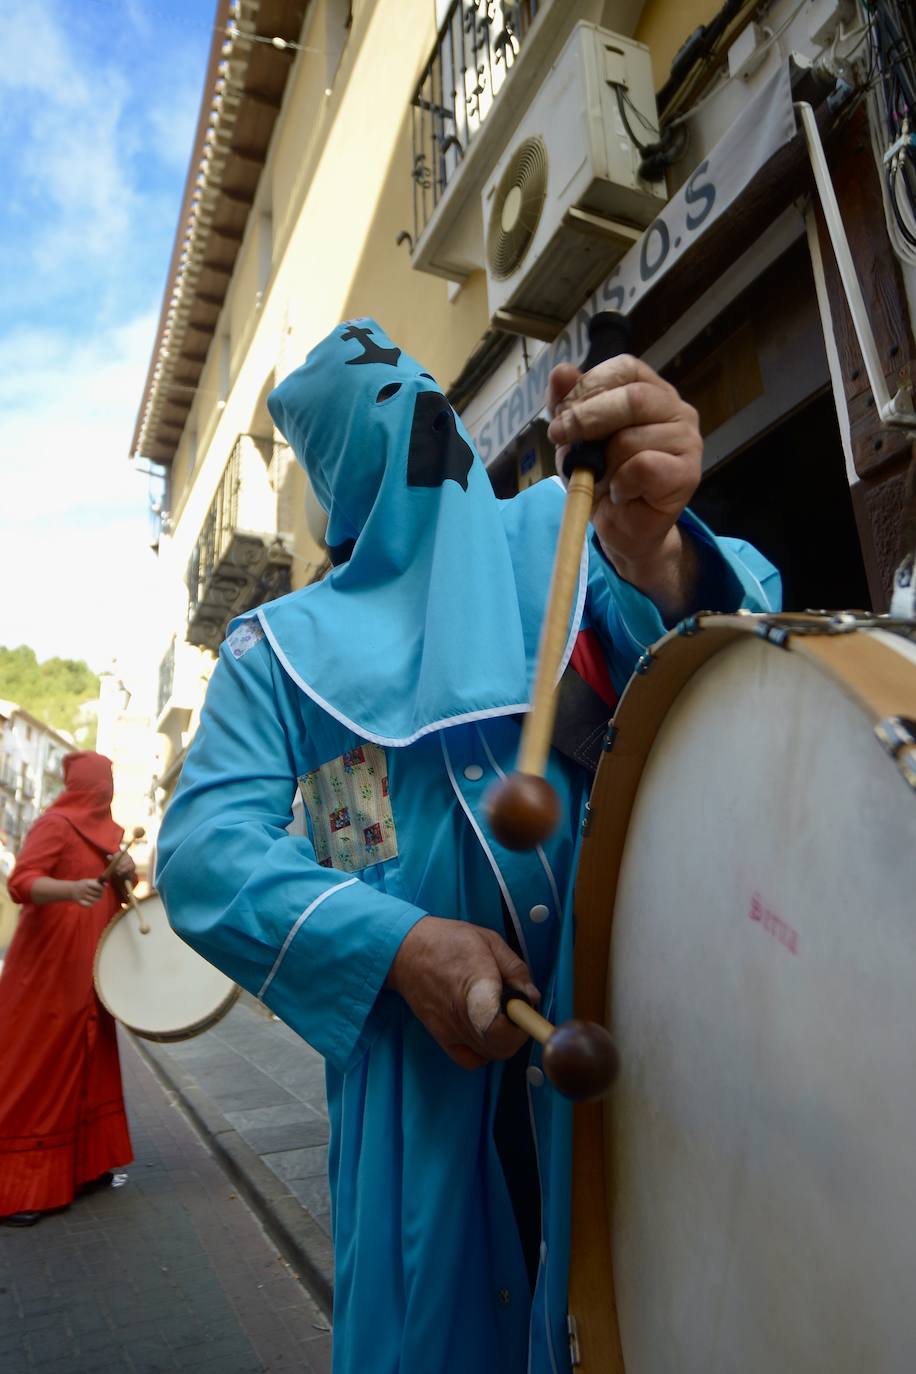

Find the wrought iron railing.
[
  {"left": 410, "top": 0, "right": 541, "bottom": 240},
  {"left": 157, "top": 637, "right": 176, "bottom": 718},
  {"left": 186, "top": 439, "right": 243, "bottom": 624},
  {"left": 185, "top": 434, "right": 291, "bottom": 653}
]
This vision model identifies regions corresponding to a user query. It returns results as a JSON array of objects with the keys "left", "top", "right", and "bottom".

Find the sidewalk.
[{"left": 134, "top": 994, "right": 334, "bottom": 1314}]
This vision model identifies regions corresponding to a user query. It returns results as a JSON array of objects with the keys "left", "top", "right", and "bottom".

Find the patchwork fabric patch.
[
  {"left": 226, "top": 619, "right": 265, "bottom": 659},
  {"left": 298, "top": 743, "right": 397, "bottom": 872}
]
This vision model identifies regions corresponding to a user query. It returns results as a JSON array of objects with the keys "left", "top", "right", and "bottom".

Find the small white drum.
[
  {"left": 94, "top": 893, "right": 239, "bottom": 1042},
  {"left": 570, "top": 613, "right": 916, "bottom": 1373}
]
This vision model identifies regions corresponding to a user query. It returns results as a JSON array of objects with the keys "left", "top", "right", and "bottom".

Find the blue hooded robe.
[{"left": 156, "top": 320, "right": 780, "bottom": 1374}]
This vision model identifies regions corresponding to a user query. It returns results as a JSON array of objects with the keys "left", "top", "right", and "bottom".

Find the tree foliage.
[{"left": 0, "top": 646, "right": 99, "bottom": 747}]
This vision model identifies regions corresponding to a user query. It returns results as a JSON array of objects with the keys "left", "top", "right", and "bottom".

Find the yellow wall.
[
  {"left": 229, "top": 214, "right": 264, "bottom": 385},
  {"left": 635, "top": 0, "right": 727, "bottom": 85},
  {"left": 265, "top": 0, "right": 488, "bottom": 384}
]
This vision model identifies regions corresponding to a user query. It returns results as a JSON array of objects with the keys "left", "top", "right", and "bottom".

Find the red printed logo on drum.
[{"left": 748, "top": 892, "right": 798, "bottom": 955}]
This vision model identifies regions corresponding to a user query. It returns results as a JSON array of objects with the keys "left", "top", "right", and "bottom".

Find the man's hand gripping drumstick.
[
  {"left": 386, "top": 916, "right": 537, "bottom": 1071},
  {"left": 386, "top": 917, "right": 618, "bottom": 1100}
]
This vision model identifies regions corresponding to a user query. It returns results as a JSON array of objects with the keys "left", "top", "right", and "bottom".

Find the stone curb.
[{"left": 132, "top": 1033, "right": 334, "bottom": 1317}]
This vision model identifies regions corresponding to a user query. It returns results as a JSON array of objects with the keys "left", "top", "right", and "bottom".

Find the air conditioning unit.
[{"left": 481, "top": 23, "right": 666, "bottom": 336}]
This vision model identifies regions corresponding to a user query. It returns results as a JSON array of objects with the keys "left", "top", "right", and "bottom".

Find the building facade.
[
  {"left": 132, "top": 0, "right": 916, "bottom": 807},
  {"left": 0, "top": 701, "right": 70, "bottom": 855},
  {"left": 0, "top": 703, "right": 71, "bottom": 951}
]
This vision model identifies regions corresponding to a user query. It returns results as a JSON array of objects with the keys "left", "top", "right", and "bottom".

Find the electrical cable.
[
  {"left": 863, "top": 0, "right": 916, "bottom": 261},
  {"left": 614, "top": 85, "right": 651, "bottom": 152}
]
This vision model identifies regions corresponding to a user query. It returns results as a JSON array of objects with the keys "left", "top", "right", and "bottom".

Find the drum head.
[
  {"left": 94, "top": 894, "right": 238, "bottom": 1041},
  {"left": 607, "top": 631, "right": 916, "bottom": 1372}
]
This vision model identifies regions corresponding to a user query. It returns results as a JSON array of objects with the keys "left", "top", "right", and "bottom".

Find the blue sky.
[{"left": 0, "top": 0, "right": 215, "bottom": 682}]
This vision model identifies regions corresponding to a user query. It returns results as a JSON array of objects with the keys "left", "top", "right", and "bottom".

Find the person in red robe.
[{"left": 0, "top": 751, "right": 134, "bottom": 1225}]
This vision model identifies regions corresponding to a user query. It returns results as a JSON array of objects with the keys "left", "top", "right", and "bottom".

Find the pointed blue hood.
[{"left": 259, "top": 318, "right": 583, "bottom": 746}]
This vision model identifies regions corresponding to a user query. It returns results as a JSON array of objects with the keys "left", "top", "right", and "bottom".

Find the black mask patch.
[
  {"left": 407, "top": 391, "right": 473, "bottom": 491},
  {"left": 341, "top": 324, "right": 401, "bottom": 368}
]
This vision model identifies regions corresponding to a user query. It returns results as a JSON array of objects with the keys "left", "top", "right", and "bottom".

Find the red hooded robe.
[{"left": 0, "top": 752, "right": 133, "bottom": 1214}]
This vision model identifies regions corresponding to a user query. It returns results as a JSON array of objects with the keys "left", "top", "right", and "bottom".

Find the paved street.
[{"left": 0, "top": 1034, "right": 332, "bottom": 1373}]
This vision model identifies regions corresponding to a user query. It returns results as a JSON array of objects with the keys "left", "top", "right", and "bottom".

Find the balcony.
[
  {"left": 411, "top": 1, "right": 540, "bottom": 242},
  {"left": 186, "top": 434, "right": 293, "bottom": 654},
  {"left": 157, "top": 638, "right": 176, "bottom": 720},
  {"left": 156, "top": 634, "right": 210, "bottom": 738},
  {"left": 409, "top": 0, "right": 644, "bottom": 281}
]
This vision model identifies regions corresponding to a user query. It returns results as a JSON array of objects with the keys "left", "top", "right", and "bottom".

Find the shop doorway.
[{"left": 690, "top": 391, "right": 870, "bottom": 612}]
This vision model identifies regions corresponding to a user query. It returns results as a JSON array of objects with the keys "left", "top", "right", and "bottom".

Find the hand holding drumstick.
[{"left": 387, "top": 916, "right": 617, "bottom": 1099}]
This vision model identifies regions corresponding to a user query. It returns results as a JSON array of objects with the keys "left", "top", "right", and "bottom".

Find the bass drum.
[
  {"left": 94, "top": 893, "right": 239, "bottom": 1042},
  {"left": 570, "top": 614, "right": 916, "bottom": 1373}
]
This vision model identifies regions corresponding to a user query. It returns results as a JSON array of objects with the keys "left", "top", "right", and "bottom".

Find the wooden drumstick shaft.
[
  {"left": 504, "top": 993, "right": 619, "bottom": 1101},
  {"left": 504, "top": 994, "right": 555, "bottom": 1044},
  {"left": 484, "top": 312, "right": 632, "bottom": 852},
  {"left": 518, "top": 469, "right": 595, "bottom": 778},
  {"left": 122, "top": 880, "right": 150, "bottom": 935}
]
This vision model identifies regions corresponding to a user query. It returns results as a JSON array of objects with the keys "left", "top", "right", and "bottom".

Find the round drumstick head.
[
  {"left": 484, "top": 773, "right": 561, "bottom": 851},
  {"left": 132, "top": 826, "right": 146, "bottom": 840},
  {"left": 543, "top": 1020, "right": 620, "bottom": 1102}
]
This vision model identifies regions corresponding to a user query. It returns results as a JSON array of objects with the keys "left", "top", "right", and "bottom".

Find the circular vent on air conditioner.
[{"left": 486, "top": 135, "right": 549, "bottom": 281}]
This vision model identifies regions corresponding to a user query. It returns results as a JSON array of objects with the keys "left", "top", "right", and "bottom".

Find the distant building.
[
  {"left": 0, "top": 701, "right": 70, "bottom": 854},
  {"left": 95, "top": 672, "right": 160, "bottom": 889}
]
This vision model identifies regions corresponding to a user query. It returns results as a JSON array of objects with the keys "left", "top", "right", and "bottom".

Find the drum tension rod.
[
  {"left": 875, "top": 717, "right": 916, "bottom": 791},
  {"left": 567, "top": 1314, "right": 582, "bottom": 1368},
  {"left": 756, "top": 623, "right": 792, "bottom": 649}
]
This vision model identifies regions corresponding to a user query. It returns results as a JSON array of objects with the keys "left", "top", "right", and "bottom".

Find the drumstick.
[
  {"left": 502, "top": 994, "right": 619, "bottom": 1102},
  {"left": 485, "top": 312, "right": 632, "bottom": 851},
  {"left": 122, "top": 879, "right": 150, "bottom": 935},
  {"left": 99, "top": 826, "right": 146, "bottom": 882}
]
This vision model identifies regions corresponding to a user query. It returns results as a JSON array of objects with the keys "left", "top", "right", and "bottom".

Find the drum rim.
[
  {"left": 567, "top": 612, "right": 916, "bottom": 1371},
  {"left": 93, "top": 897, "right": 241, "bottom": 1042}
]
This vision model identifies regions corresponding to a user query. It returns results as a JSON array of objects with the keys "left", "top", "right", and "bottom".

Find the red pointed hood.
[{"left": 46, "top": 752, "right": 123, "bottom": 856}]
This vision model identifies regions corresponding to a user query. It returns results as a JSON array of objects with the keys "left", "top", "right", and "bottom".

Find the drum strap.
[{"left": 551, "top": 661, "right": 615, "bottom": 776}]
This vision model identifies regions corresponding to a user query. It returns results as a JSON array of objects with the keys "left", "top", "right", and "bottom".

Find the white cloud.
[
  {"left": 0, "top": 314, "right": 156, "bottom": 519},
  {"left": 0, "top": 2, "right": 210, "bottom": 701},
  {"left": 0, "top": 309, "right": 171, "bottom": 689},
  {"left": 0, "top": 1, "right": 134, "bottom": 267},
  {"left": 146, "top": 57, "right": 204, "bottom": 173}
]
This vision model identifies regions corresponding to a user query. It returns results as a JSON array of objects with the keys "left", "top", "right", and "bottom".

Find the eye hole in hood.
[{"left": 376, "top": 382, "right": 402, "bottom": 403}]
